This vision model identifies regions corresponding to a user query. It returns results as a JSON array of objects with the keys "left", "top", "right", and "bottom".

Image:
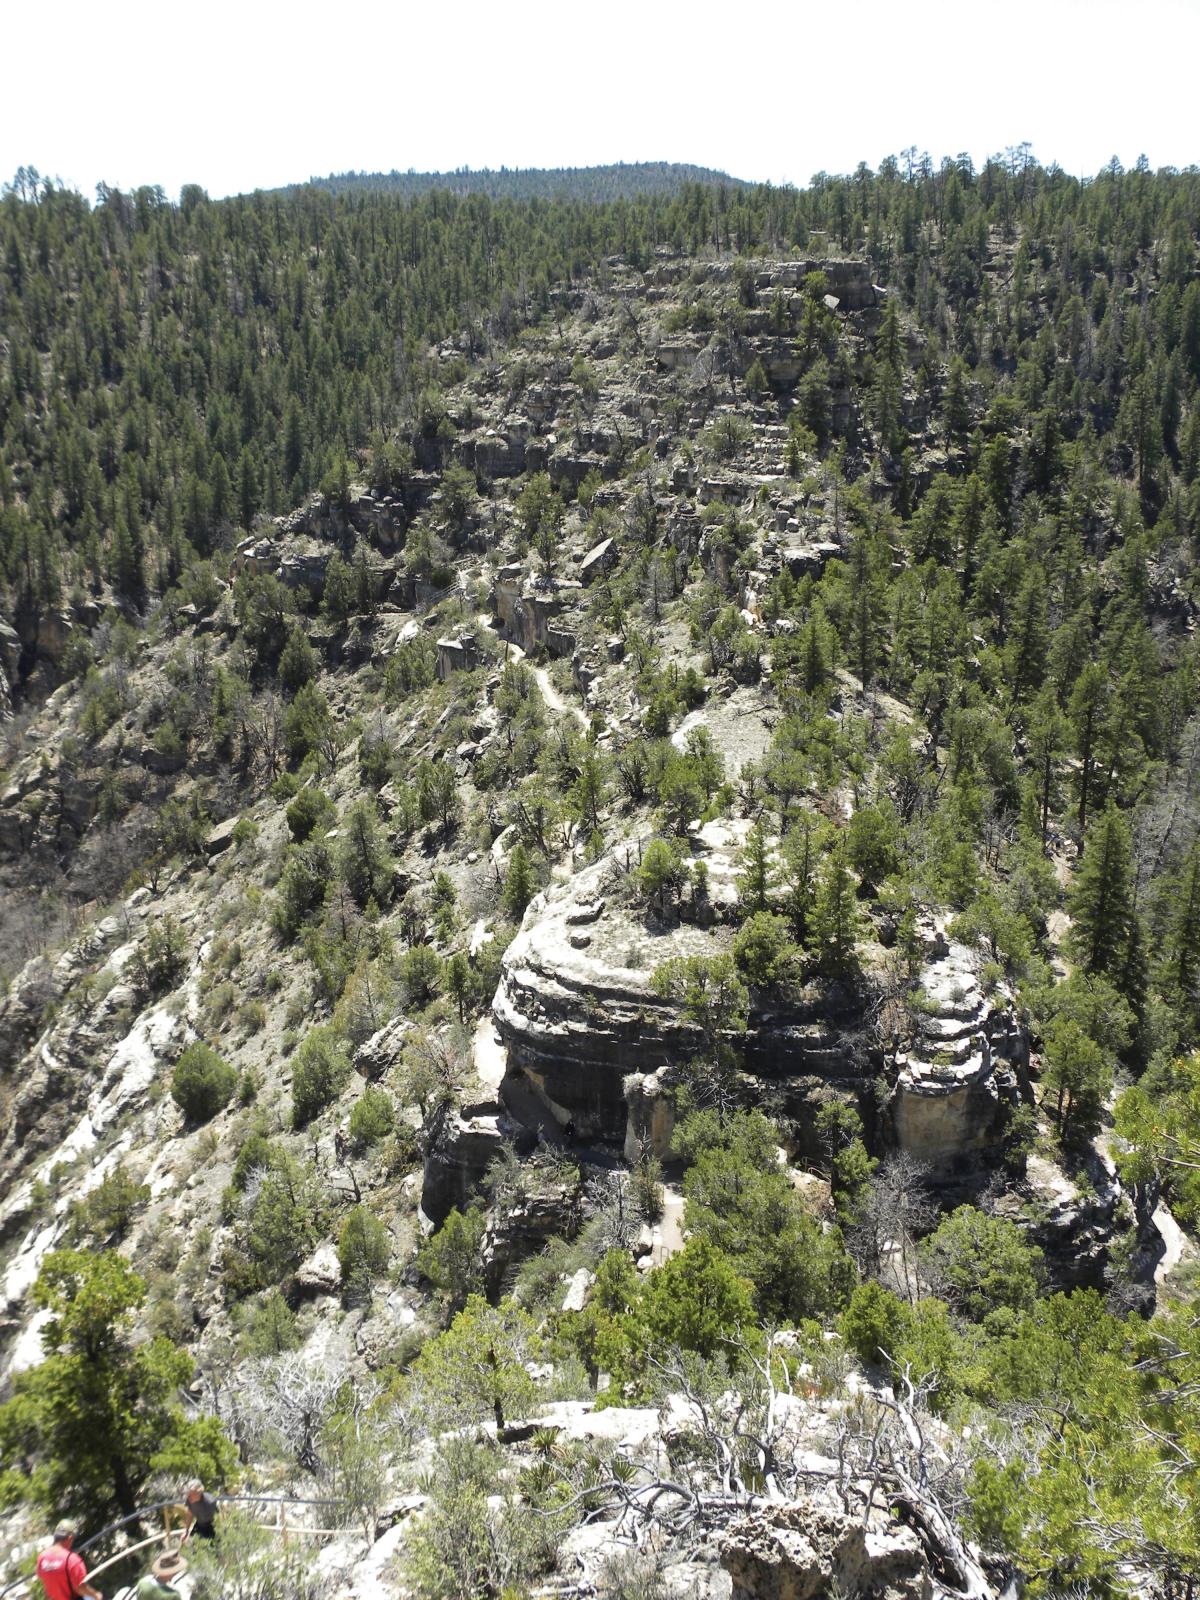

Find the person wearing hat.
[
  {"left": 35, "top": 1522, "right": 102, "bottom": 1600},
  {"left": 180, "top": 1480, "right": 218, "bottom": 1542},
  {"left": 134, "top": 1551, "right": 188, "bottom": 1599}
]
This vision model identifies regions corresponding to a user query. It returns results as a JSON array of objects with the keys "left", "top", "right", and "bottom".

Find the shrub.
[
  {"left": 399, "top": 945, "right": 442, "bottom": 1010},
  {"left": 348, "top": 1085, "right": 395, "bottom": 1149},
  {"left": 417, "top": 1206, "right": 486, "bottom": 1310},
  {"left": 285, "top": 787, "right": 335, "bottom": 843},
  {"left": 338, "top": 1205, "right": 392, "bottom": 1292},
  {"left": 921, "top": 1206, "right": 1044, "bottom": 1325},
  {"left": 732, "top": 911, "right": 800, "bottom": 988},
  {"left": 171, "top": 1042, "right": 237, "bottom": 1125},
  {"left": 231, "top": 1132, "right": 281, "bottom": 1192},
  {"left": 291, "top": 1025, "right": 353, "bottom": 1128},
  {"left": 69, "top": 1165, "right": 150, "bottom": 1243},
  {"left": 238, "top": 999, "right": 267, "bottom": 1034},
  {"left": 840, "top": 1280, "right": 910, "bottom": 1367}
]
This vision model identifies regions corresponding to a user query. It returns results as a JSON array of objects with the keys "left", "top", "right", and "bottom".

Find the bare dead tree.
[{"left": 849, "top": 1151, "right": 936, "bottom": 1302}]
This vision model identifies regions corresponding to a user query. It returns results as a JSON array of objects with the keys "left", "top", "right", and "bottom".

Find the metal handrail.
[{"left": 0, "top": 1494, "right": 357, "bottom": 1599}]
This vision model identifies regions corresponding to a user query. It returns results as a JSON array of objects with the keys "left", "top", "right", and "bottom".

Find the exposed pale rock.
[
  {"left": 294, "top": 1241, "right": 342, "bottom": 1298},
  {"left": 889, "top": 937, "right": 1029, "bottom": 1170},
  {"left": 580, "top": 536, "right": 617, "bottom": 584},
  {"left": 494, "top": 843, "right": 867, "bottom": 1143},
  {"left": 204, "top": 816, "right": 240, "bottom": 856},
  {"left": 721, "top": 1500, "right": 931, "bottom": 1600},
  {"left": 562, "top": 1267, "right": 593, "bottom": 1312}
]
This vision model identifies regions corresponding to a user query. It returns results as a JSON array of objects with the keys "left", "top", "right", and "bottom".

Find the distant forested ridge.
[
  {"left": 2, "top": 151, "right": 1200, "bottom": 636},
  {"left": 288, "top": 161, "right": 751, "bottom": 201}
]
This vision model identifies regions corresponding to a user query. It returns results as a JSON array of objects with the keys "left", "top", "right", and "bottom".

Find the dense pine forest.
[
  {"left": 296, "top": 161, "right": 750, "bottom": 201},
  {"left": 2, "top": 151, "right": 1200, "bottom": 1599}
]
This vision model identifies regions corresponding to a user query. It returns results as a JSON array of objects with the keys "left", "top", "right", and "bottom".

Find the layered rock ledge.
[
  {"left": 492, "top": 838, "right": 869, "bottom": 1147},
  {"left": 889, "top": 935, "right": 1029, "bottom": 1170}
]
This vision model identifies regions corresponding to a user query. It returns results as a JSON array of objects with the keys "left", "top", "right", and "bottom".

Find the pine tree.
[
  {"left": 1004, "top": 565, "right": 1049, "bottom": 703},
  {"left": 336, "top": 798, "right": 393, "bottom": 907},
  {"left": 737, "top": 823, "right": 774, "bottom": 915},
  {"left": 872, "top": 297, "right": 904, "bottom": 454},
  {"left": 813, "top": 845, "right": 862, "bottom": 979},
  {"left": 502, "top": 842, "right": 535, "bottom": 918},
  {"left": 1027, "top": 684, "right": 1066, "bottom": 841},
  {"left": 943, "top": 354, "right": 970, "bottom": 445},
  {"left": 845, "top": 522, "right": 890, "bottom": 689},
  {"left": 278, "top": 624, "right": 318, "bottom": 693},
  {"left": 1069, "top": 806, "right": 1135, "bottom": 981},
  {"left": 1068, "top": 662, "right": 1108, "bottom": 831},
  {"left": 1168, "top": 843, "right": 1200, "bottom": 1003}
]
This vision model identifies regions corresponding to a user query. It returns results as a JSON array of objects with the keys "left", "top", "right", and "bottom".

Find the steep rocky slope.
[{"left": 0, "top": 227, "right": 1195, "bottom": 1598}]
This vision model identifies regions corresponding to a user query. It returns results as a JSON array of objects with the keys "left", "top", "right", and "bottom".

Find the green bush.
[
  {"left": 171, "top": 1043, "right": 237, "bottom": 1125},
  {"left": 349, "top": 1085, "right": 395, "bottom": 1149},
  {"left": 69, "top": 1166, "right": 149, "bottom": 1243},
  {"left": 840, "top": 1280, "right": 910, "bottom": 1367},
  {"left": 291, "top": 1025, "right": 353, "bottom": 1127},
  {"left": 338, "top": 1205, "right": 391, "bottom": 1291},
  {"left": 399, "top": 945, "right": 442, "bottom": 1009},
  {"left": 732, "top": 911, "right": 800, "bottom": 988},
  {"left": 417, "top": 1206, "right": 485, "bottom": 1310},
  {"left": 231, "top": 1133, "right": 281, "bottom": 1192}
]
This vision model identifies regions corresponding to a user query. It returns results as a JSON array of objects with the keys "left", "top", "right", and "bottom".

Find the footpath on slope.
[{"left": 475, "top": 614, "right": 590, "bottom": 729}]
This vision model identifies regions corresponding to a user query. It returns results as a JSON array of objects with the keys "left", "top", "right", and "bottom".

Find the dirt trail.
[
  {"left": 1152, "top": 1200, "right": 1193, "bottom": 1287},
  {"left": 650, "top": 1184, "right": 686, "bottom": 1267},
  {"left": 472, "top": 1014, "right": 508, "bottom": 1093},
  {"left": 477, "top": 615, "right": 589, "bottom": 729}
]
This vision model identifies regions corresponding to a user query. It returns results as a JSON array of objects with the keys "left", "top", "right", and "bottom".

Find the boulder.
[
  {"left": 204, "top": 817, "right": 240, "bottom": 857},
  {"left": 562, "top": 1267, "right": 593, "bottom": 1312},
  {"left": 721, "top": 1500, "right": 931, "bottom": 1600},
  {"left": 580, "top": 537, "right": 617, "bottom": 584},
  {"left": 354, "top": 1017, "right": 411, "bottom": 1081},
  {"left": 293, "top": 1242, "right": 342, "bottom": 1299}
]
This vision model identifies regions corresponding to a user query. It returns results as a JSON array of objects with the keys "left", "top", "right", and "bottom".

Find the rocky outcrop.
[
  {"left": 889, "top": 938, "right": 1029, "bottom": 1172},
  {"left": 490, "top": 567, "right": 581, "bottom": 658},
  {"left": 493, "top": 840, "right": 869, "bottom": 1145},
  {"left": 1004, "top": 1149, "right": 1132, "bottom": 1294},
  {"left": 479, "top": 1177, "right": 582, "bottom": 1299},
  {"left": 435, "top": 632, "right": 480, "bottom": 679},
  {"left": 0, "top": 618, "right": 20, "bottom": 718},
  {"left": 420, "top": 1097, "right": 534, "bottom": 1227},
  {"left": 720, "top": 1500, "right": 932, "bottom": 1600},
  {"left": 579, "top": 536, "right": 617, "bottom": 584}
]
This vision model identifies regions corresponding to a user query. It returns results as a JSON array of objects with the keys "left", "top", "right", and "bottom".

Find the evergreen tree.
[
  {"left": 0, "top": 1251, "right": 233, "bottom": 1522},
  {"left": 1027, "top": 684, "right": 1067, "bottom": 841},
  {"left": 502, "top": 842, "right": 535, "bottom": 918},
  {"left": 337, "top": 797, "right": 394, "bottom": 907},
  {"left": 872, "top": 297, "right": 905, "bottom": 454},
  {"left": 1069, "top": 806, "right": 1135, "bottom": 982},
  {"left": 278, "top": 624, "right": 318, "bottom": 693},
  {"left": 1068, "top": 663, "right": 1108, "bottom": 831},
  {"left": 812, "top": 844, "right": 862, "bottom": 979},
  {"left": 737, "top": 822, "right": 774, "bottom": 915},
  {"left": 1168, "top": 842, "right": 1200, "bottom": 1006}
]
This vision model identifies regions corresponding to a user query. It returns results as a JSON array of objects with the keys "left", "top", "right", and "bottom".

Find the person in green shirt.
[{"left": 134, "top": 1551, "right": 187, "bottom": 1599}]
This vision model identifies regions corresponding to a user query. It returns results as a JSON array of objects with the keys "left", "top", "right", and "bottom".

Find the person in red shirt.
[{"left": 35, "top": 1523, "right": 102, "bottom": 1600}]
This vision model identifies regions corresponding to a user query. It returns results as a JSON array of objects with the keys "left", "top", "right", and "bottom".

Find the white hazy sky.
[{"left": 3, "top": 0, "right": 1198, "bottom": 200}]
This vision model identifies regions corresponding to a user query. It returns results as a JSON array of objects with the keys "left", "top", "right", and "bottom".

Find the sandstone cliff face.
[
  {"left": 492, "top": 840, "right": 871, "bottom": 1150},
  {"left": 888, "top": 937, "right": 1029, "bottom": 1172}
]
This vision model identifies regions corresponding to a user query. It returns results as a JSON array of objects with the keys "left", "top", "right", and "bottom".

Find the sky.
[{"left": 3, "top": 0, "right": 1199, "bottom": 200}]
